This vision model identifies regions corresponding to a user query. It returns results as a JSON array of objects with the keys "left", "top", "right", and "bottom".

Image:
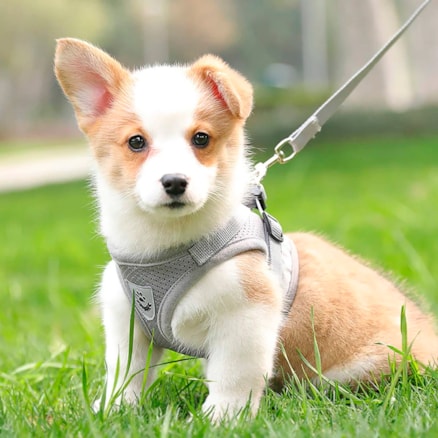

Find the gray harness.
[{"left": 111, "top": 206, "right": 299, "bottom": 358}]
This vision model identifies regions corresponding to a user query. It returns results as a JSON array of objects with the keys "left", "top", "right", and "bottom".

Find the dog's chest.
[
  {"left": 110, "top": 207, "right": 299, "bottom": 357},
  {"left": 171, "top": 258, "right": 246, "bottom": 350}
]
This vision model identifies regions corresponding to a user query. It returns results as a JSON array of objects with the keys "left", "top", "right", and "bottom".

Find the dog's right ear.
[{"left": 54, "top": 38, "right": 130, "bottom": 132}]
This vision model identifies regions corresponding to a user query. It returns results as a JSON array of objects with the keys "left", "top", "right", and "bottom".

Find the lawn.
[{"left": 1, "top": 134, "right": 437, "bottom": 437}]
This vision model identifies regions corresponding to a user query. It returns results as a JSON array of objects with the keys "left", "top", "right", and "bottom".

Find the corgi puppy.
[{"left": 54, "top": 38, "right": 438, "bottom": 421}]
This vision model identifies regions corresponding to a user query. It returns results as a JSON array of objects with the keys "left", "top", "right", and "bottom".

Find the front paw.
[
  {"left": 92, "top": 389, "right": 139, "bottom": 414},
  {"left": 202, "top": 394, "right": 256, "bottom": 423},
  {"left": 92, "top": 398, "right": 105, "bottom": 414},
  {"left": 92, "top": 397, "right": 122, "bottom": 414}
]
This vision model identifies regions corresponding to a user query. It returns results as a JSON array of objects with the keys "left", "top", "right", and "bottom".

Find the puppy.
[{"left": 54, "top": 38, "right": 438, "bottom": 421}]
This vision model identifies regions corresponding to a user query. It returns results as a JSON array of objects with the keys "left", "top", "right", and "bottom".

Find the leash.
[{"left": 254, "top": 0, "right": 431, "bottom": 188}]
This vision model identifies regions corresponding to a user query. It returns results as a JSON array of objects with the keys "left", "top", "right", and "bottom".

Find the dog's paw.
[
  {"left": 202, "top": 394, "right": 255, "bottom": 423},
  {"left": 92, "top": 398, "right": 103, "bottom": 414},
  {"left": 92, "top": 396, "right": 124, "bottom": 414},
  {"left": 92, "top": 398, "right": 119, "bottom": 414},
  {"left": 92, "top": 386, "right": 141, "bottom": 414}
]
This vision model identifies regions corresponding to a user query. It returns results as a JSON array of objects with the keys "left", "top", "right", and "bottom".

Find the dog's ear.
[
  {"left": 189, "top": 55, "right": 253, "bottom": 120},
  {"left": 54, "top": 38, "right": 130, "bottom": 131}
]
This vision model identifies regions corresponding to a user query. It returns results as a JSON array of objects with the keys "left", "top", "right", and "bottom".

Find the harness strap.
[{"left": 112, "top": 207, "right": 299, "bottom": 357}]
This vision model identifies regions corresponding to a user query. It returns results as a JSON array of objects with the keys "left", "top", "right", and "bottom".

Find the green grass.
[{"left": 1, "top": 134, "right": 438, "bottom": 437}]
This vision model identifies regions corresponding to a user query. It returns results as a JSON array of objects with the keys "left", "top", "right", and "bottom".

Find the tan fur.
[
  {"left": 185, "top": 117, "right": 235, "bottom": 168},
  {"left": 237, "top": 251, "right": 283, "bottom": 307},
  {"left": 88, "top": 109, "right": 150, "bottom": 192},
  {"left": 188, "top": 54, "right": 253, "bottom": 120},
  {"left": 187, "top": 55, "right": 252, "bottom": 169},
  {"left": 54, "top": 40, "right": 437, "bottom": 419},
  {"left": 55, "top": 38, "right": 149, "bottom": 192},
  {"left": 271, "top": 232, "right": 438, "bottom": 387},
  {"left": 54, "top": 38, "right": 131, "bottom": 132}
]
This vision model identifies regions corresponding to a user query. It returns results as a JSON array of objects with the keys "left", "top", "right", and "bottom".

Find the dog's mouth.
[
  {"left": 165, "top": 201, "right": 186, "bottom": 209},
  {"left": 158, "top": 199, "right": 206, "bottom": 217}
]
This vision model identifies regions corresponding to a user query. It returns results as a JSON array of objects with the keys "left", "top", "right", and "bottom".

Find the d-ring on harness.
[{"left": 111, "top": 0, "right": 431, "bottom": 358}]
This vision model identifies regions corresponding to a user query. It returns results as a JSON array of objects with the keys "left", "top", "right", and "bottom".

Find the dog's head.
[{"left": 54, "top": 39, "right": 253, "bottom": 223}]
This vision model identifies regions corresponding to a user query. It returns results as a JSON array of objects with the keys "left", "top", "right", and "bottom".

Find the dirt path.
[{"left": 0, "top": 145, "right": 91, "bottom": 193}]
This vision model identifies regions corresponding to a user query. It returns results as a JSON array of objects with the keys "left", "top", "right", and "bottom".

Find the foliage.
[
  {"left": 1, "top": 0, "right": 109, "bottom": 130},
  {"left": 1, "top": 135, "right": 438, "bottom": 435},
  {"left": 248, "top": 102, "right": 438, "bottom": 153},
  {"left": 2, "top": 0, "right": 438, "bottom": 138}
]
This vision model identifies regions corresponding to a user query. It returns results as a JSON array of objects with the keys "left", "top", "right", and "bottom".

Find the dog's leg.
[
  {"left": 197, "top": 256, "right": 283, "bottom": 422},
  {"left": 96, "top": 261, "right": 163, "bottom": 409},
  {"left": 202, "top": 300, "right": 281, "bottom": 421}
]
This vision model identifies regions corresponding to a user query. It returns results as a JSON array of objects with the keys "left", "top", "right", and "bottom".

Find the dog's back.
[{"left": 273, "top": 232, "right": 438, "bottom": 387}]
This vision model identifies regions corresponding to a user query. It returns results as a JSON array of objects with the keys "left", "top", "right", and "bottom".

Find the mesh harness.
[{"left": 111, "top": 206, "right": 299, "bottom": 358}]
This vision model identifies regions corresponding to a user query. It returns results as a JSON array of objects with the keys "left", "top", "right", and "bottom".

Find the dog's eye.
[
  {"left": 191, "top": 132, "right": 210, "bottom": 148},
  {"left": 128, "top": 135, "right": 147, "bottom": 152}
]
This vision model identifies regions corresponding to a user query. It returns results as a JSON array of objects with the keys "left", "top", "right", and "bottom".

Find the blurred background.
[
  {"left": 2, "top": 3, "right": 438, "bottom": 431},
  {"left": 1, "top": 0, "right": 438, "bottom": 147}
]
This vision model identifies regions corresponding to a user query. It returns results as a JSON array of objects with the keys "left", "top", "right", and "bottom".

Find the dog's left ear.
[{"left": 189, "top": 55, "right": 253, "bottom": 120}]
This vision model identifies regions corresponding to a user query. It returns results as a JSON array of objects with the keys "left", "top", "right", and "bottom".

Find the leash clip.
[
  {"left": 273, "top": 137, "right": 298, "bottom": 164},
  {"left": 254, "top": 116, "right": 321, "bottom": 184},
  {"left": 252, "top": 0, "right": 431, "bottom": 184}
]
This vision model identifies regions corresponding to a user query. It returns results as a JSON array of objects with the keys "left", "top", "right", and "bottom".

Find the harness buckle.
[
  {"left": 262, "top": 212, "right": 284, "bottom": 242},
  {"left": 251, "top": 183, "right": 267, "bottom": 212}
]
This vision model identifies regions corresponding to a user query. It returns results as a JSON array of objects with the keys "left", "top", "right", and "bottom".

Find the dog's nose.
[{"left": 160, "top": 173, "right": 188, "bottom": 197}]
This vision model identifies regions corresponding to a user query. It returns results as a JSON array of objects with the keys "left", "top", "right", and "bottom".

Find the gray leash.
[{"left": 254, "top": 0, "right": 431, "bottom": 185}]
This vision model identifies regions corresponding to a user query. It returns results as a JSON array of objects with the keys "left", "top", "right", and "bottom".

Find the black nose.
[{"left": 160, "top": 173, "right": 188, "bottom": 197}]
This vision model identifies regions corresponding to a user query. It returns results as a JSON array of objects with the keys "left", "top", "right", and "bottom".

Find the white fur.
[
  {"left": 93, "top": 63, "right": 280, "bottom": 420},
  {"left": 96, "top": 65, "right": 251, "bottom": 259},
  {"left": 132, "top": 66, "right": 199, "bottom": 137},
  {"left": 54, "top": 40, "right": 438, "bottom": 422},
  {"left": 98, "top": 254, "right": 282, "bottom": 418},
  {"left": 132, "top": 67, "right": 216, "bottom": 216},
  {"left": 173, "top": 259, "right": 282, "bottom": 419}
]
